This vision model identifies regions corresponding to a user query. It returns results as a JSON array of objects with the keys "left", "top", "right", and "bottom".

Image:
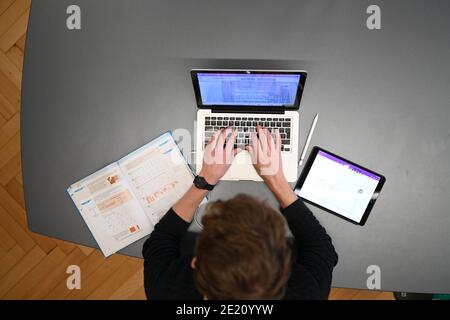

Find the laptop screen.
[{"left": 193, "top": 71, "right": 305, "bottom": 108}]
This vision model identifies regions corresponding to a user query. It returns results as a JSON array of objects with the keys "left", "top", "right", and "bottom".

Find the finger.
[
  {"left": 251, "top": 132, "right": 262, "bottom": 152},
  {"left": 275, "top": 129, "right": 282, "bottom": 152},
  {"left": 267, "top": 128, "right": 275, "bottom": 154},
  {"left": 204, "top": 134, "right": 215, "bottom": 151},
  {"left": 224, "top": 126, "right": 233, "bottom": 136},
  {"left": 216, "top": 127, "right": 229, "bottom": 148},
  {"left": 203, "top": 132, "right": 220, "bottom": 165},
  {"left": 257, "top": 126, "right": 268, "bottom": 154},
  {"left": 251, "top": 132, "right": 262, "bottom": 161},
  {"left": 218, "top": 127, "right": 232, "bottom": 161},
  {"left": 208, "top": 130, "right": 222, "bottom": 149},
  {"left": 225, "top": 130, "right": 238, "bottom": 163},
  {"left": 214, "top": 129, "right": 227, "bottom": 161},
  {"left": 225, "top": 129, "right": 238, "bottom": 155},
  {"left": 222, "top": 127, "right": 233, "bottom": 149},
  {"left": 204, "top": 130, "right": 222, "bottom": 162},
  {"left": 204, "top": 131, "right": 215, "bottom": 151}
]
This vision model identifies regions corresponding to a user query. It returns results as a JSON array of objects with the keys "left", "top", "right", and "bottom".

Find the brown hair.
[{"left": 194, "top": 194, "right": 291, "bottom": 299}]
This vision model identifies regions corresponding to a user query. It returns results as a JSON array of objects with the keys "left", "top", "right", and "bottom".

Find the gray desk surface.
[{"left": 22, "top": 0, "right": 450, "bottom": 294}]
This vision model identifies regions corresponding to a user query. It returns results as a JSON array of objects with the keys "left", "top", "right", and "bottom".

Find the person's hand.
[
  {"left": 199, "top": 127, "right": 241, "bottom": 185},
  {"left": 246, "top": 126, "right": 297, "bottom": 208},
  {"left": 246, "top": 126, "right": 285, "bottom": 184}
]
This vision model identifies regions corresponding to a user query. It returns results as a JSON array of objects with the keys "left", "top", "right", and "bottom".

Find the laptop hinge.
[{"left": 211, "top": 108, "right": 285, "bottom": 114}]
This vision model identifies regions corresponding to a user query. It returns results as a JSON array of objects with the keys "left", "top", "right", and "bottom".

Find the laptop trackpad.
[{"left": 222, "top": 151, "right": 262, "bottom": 181}]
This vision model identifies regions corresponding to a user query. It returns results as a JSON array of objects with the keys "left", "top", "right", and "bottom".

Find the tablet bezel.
[{"left": 294, "top": 146, "right": 386, "bottom": 226}]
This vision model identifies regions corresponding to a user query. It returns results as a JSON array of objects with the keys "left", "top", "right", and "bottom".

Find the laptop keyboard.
[{"left": 203, "top": 115, "right": 292, "bottom": 152}]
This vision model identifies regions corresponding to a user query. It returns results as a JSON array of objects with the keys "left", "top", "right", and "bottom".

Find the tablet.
[{"left": 294, "top": 147, "right": 385, "bottom": 225}]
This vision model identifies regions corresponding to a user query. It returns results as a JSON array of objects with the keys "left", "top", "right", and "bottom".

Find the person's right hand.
[
  {"left": 246, "top": 126, "right": 285, "bottom": 183},
  {"left": 246, "top": 126, "right": 297, "bottom": 208}
]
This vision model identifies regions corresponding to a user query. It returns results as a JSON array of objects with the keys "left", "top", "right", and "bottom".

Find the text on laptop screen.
[
  {"left": 297, "top": 151, "right": 381, "bottom": 223},
  {"left": 197, "top": 73, "right": 301, "bottom": 106}
]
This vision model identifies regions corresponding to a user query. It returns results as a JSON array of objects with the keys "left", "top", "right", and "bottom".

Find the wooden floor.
[{"left": 0, "top": 0, "right": 394, "bottom": 300}]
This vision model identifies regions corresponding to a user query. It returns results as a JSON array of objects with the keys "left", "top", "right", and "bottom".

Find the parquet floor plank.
[
  {"left": 0, "top": 49, "right": 21, "bottom": 88},
  {"left": 0, "top": 246, "right": 6, "bottom": 260},
  {"left": 77, "top": 245, "right": 95, "bottom": 256},
  {"left": 0, "top": 245, "right": 45, "bottom": 297},
  {"left": 0, "top": 0, "right": 30, "bottom": 36},
  {"left": 87, "top": 259, "right": 142, "bottom": 300},
  {"left": 0, "top": 203, "right": 34, "bottom": 252},
  {"left": 0, "top": 132, "right": 19, "bottom": 168},
  {"left": 64, "top": 254, "right": 128, "bottom": 300},
  {"left": 26, "top": 247, "right": 88, "bottom": 299},
  {"left": 5, "top": 45, "right": 23, "bottom": 70},
  {"left": 0, "top": 223, "right": 16, "bottom": 251},
  {"left": 0, "top": 184, "right": 57, "bottom": 253},
  {"left": 3, "top": 246, "right": 66, "bottom": 299},
  {"left": 0, "top": 112, "right": 19, "bottom": 149},
  {"left": 0, "top": 0, "right": 16, "bottom": 16},
  {"left": 0, "top": 152, "right": 20, "bottom": 185},
  {"left": 15, "top": 31, "right": 25, "bottom": 51},
  {"left": 0, "top": 8, "right": 29, "bottom": 51},
  {"left": 0, "top": 90, "right": 17, "bottom": 119},
  {"left": 128, "top": 286, "right": 146, "bottom": 300},
  {"left": 0, "top": 67, "right": 20, "bottom": 109},
  {"left": 108, "top": 266, "right": 144, "bottom": 300},
  {"left": 5, "top": 176, "right": 24, "bottom": 208},
  {"left": 0, "top": 244, "right": 25, "bottom": 278},
  {"left": 43, "top": 249, "right": 104, "bottom": 300}
]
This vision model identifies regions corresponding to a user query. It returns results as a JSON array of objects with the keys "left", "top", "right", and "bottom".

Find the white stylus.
[{"left": 298, "top": 114, "right": 319, "bottom": 166}]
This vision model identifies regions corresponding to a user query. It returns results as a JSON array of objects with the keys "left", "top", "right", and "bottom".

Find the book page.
[
  {"left": 118, "top": 132, "right": 194, "bottom": 226},
  {"left": 67, "top": 163, "right": 152, "bottom": 257}
]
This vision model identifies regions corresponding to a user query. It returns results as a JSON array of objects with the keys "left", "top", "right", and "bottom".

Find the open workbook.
[{"left": 67, "top": 132, "right": 194, "bottom": 257}]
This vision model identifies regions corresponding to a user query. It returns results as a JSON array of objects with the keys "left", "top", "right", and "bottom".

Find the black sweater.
[{"left": 143, "top": 198, "right": 338, "bottom": 300}]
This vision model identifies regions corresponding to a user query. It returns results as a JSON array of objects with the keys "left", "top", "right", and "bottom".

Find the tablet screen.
[{"left": 296, "top": 150, "right": 382, "bottom": 223}]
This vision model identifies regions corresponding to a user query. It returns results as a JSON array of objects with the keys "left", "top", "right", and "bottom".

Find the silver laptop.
[{"left": 192, "top": 69, "right": 307, "bottom": 182}]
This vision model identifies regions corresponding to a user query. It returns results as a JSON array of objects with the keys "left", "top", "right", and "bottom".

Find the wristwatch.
[{"left": 193, "top": 175, "right": 215, "bottom": 191}]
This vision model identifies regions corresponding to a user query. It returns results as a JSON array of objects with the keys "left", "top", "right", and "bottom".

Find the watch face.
[
  {"left": 197, "top": 176, "right": 207, "bottom": 188},
  {"left": 195, "top": 176, "right": 213, "bottom": 190}
]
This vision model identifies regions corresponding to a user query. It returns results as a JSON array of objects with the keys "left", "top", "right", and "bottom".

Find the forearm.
[
  {"left": 266, "top": 175, "right": 337, "bottom": 265},
  {"left": 265, "top": 174, "right": 297, "bottom": 208},
  {"left": 281, "top": 199, "right": 328, "bottom": 241},
  {"left": 172, "top": 184, "right": 209, "bottom": 223},
  {"left": 142, "top": 208, "right": 194, "bottom": 299},
  {"left": 281, "top": 199, "right": 338, "bottom": 276}
]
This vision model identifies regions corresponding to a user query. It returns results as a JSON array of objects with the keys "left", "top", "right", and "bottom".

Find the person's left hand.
[{"left": 199, "top": 127, "right": 241, "bottom": 185}]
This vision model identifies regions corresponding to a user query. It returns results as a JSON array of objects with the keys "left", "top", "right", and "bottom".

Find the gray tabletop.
[{"left": 22, "top": 0, "right": 450, "bottom": 294}]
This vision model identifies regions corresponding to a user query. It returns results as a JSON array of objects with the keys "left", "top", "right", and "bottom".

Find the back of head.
[{"left": 194, "top": 194, "right": 291, "bottom": 299}]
